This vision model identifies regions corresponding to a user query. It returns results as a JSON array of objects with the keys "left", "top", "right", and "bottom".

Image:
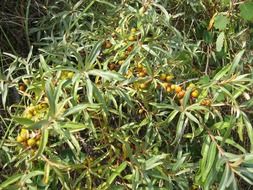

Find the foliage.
[{"left": 1, "top": 0, "right": 253, "bottom": 189}]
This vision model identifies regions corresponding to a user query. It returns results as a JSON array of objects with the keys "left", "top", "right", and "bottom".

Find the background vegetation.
[{"left": 1, "top": 0, "right": 253, "bottom": 189}]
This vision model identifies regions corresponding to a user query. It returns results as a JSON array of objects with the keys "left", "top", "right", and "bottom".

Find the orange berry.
[
  {"left": 205, "top": 99, "right": 212, "bottom": 106},
  {"left": 142, "top": 68, "right": 147, "bottom": 74},
  {"left": 191, "top": 90, "right": 199, "bottom": 98},
  {"left": 138, "top": 72, "right": 146, "bottom": 77},
  {"left": 127, "top": 45, "right": 134, "bottom": 52},
  {"left": 19, "top": 84, "right": 26, "bottom": 92},
  {"left": 177, "top": 90, "right": 185, "bottom": 99},
  {"left": 201, "top": 99, "right": 211, "bottom": 106},
  {"left": 175, "top": 86, "right": 182, "bottom": 93}
]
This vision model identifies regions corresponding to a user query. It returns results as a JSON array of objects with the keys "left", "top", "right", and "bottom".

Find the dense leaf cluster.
[{"left": 1, "top": 1, "right": 253, "bottom": 189}]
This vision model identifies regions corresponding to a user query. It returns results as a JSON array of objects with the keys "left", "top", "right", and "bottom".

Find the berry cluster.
[
  {"left": 60, "top": 71, "right": 74, "bottom": 80},
  {"left": 23, "top": 103, "right": 48, "bottom": 120},
  {"left": 16, "top": 128, "right": 41, "bottom": 148}
]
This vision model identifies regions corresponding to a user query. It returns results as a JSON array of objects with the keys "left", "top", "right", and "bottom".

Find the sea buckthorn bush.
[{"left": 1, "top": 1, "right": 253, "bottom": 189}]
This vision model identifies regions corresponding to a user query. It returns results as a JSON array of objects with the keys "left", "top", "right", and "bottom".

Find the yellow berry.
[
  {"left": 191, "top": 90, "right": 199, "bottom": 98},
  {"left": 188, "top": 83, "right": 195, "bottom": 88},
  {"left": 17, "top": 135, "right": 24, "bottom": 143},
  {"left": 171, "top": 84, "right": 176, "bottom": 90},
  {"left": 36, "top": 140, "right": 40, "bottom": 146},
  {"left": 40, "top": 103, "right": 46, "bottom": 109},
  {"left": 27, "top": 138, "right": 36, "bottom": 147},
  {"left": 162, "top": 82, "right": 169, "bottom": 89},
  {"left": 166, "top": 75, "right": 174, "bottom": 82},
  {"left": 20, "top": 129, "right": 29, "bottom": 139},
  {"left": 160, "top": 74, "right": 166, "bottom": 81},
  {"left": 139, "top": 83, "right": 147, "bottom": 89},
  {"left": 128, "top": 35, "right": 136, "bottom": 41},
  {"left": 32, "top": 109, "right": 37, "bottom": 116},
  {"left": 137, "top": 63, "right": 143, "bottom": 69},
  {"left": 126, "top": 70, "right": 133, "bottom": 78},
  {"left": 26, "top": 113, "right": 33, "bottom": 119},
  {"left": 37, "top": 105, "right": 41, "bottom": 110},
  {"left": 98, "top": 169, "right": 103, "bottom": 174},
  {"left": 118, "top": 60, "right": 124, "bottom": 65},
  {"left": 131, "top": 28, "right": 137, "bottom": 33},
  {"left": 166, "top": 86, "right": 172, "bottom": 93},
  {"left": 138, "top": 109, "right": 144, "bottom": 114},
  {"left": 67, "top": 72, "right": 74, "bottom": 78}
]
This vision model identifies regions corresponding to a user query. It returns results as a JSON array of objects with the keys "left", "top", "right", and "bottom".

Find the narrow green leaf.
[
  {"left": 145, "top": 154, "right": 167, "bottom": 170},
  {"left": 30, "top": 125, "right": 49, "bottom": 161},
  {"left": 12, "top": 117, "right": 35, "bottom": 126},
  {"left": 229, "top": 50, "right": 245, "bottom": 75},
  {"left": 202, "top": 141, "right": 217, "bottom": 182},
  {"left": 88, "top": 69, "right": 124, "bottom": 81},
  {"left": 185, "top": 112, "right": 200, "bottom": 125},
  {"left": 63, "top": 103, "right": 100, "bottom": 117},
  {"left": 243, "top": 114, "right": 253, "bottom": 152},
  {"left": 107, "top": 162, "right": 127, "bottom": 185},
  {"left": 219, "top": 164, "right": 231, "bottom": 190},
  {"left": 213, "top": 65, "right": 230, "bottom": 81},
  {"left": 60, "top": 122, "right": 88, "bottom": 132},
  {"left": 171, "top": 113, "right": 185, "bottom": 145},
  {"left": 86, "top": 78, "right": 93, "bottom": 104},
  {"left": 0, "top": 173, "right": 23, "bottom": 189},
  {"left": 85, "top": 41, "right": 102, "bottom": 70},
  {"left": 212, "top": 121, "right": 230, "bottom": 130},
  {"left": 39, "top": 54, "right": 50, "bottom": 72},
  {"left": 26, "top": 119, "right": 49, "bottom": 130},
  {"left": 20, "top": 170, "right": 44, "bottom": 185},
  {"left": 45, "top": 80, "right": 56, "bottom": 116},
  {"left": 92, "top": 83, "right": 108, "bottom": 114}
]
